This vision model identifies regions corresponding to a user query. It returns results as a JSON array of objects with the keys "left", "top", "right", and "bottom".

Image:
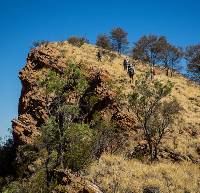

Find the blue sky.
[{"left": 0, "top": 0, "right": 200, "bottom": 138}]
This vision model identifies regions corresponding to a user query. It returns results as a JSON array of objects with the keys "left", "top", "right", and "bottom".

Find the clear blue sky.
[{"left": 0, "top": 0, "right": 200, "bottom": 139}]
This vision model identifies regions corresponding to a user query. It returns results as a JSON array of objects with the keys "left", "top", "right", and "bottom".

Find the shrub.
[
  {"left": 64, "top": 123, "right": 95, "bottom": 171},
  {"left": 2, "top": 170, "right": 49, "bottom": 193},
  {"left": 67, "top": 36, "right": 89, "bottom": 47},
  {"left": 16, "top": 144, "right": 39, "bottom": 177},
  {"left": 32, "top": 40, "right": 49, "bottom": 48}
]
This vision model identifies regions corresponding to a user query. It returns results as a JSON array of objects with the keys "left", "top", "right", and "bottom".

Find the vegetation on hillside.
[
  {"left": 0, "top": 30, "right": 200, "bottom": 192},
  {"left": 87, "top": 154, "right": 200, "bottom": 193},
  {"left": 67, "top": 36, "right": 89, "bottom": 47},
  {"left": 129, "top": 75, "right": 181, "bottom": 161}
]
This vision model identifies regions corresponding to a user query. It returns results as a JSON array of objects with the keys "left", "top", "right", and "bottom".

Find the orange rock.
[{"left": 13, "top": 45, "right": 135, "bottom": 145}]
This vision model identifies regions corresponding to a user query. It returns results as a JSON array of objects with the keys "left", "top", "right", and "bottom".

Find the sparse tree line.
[
  {"left": 65, "top": 27, "right": 200, "bottom": 82},
  {"left": 33, "top": 27, "right": 200, "bottom": 82}
]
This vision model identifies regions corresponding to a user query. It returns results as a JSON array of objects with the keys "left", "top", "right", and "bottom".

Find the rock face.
[
  {"left": 53, "top": 169, "right": 103, "bottom": 193},
  {"left": 12, "top": 46, "right": 66, "bottom": 145},
  {"left": 12, "top": 43, "right": 135, "bottom": 145}
]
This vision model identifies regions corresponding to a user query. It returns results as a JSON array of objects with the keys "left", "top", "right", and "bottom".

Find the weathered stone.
[
  {"left": 12, "top": 44, "right": 135, "bottom": 145},
  {"left": 52, "top": 169, "right": 103, "bottom": 193}
]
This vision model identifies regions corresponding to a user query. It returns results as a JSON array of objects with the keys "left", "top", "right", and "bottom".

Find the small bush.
[
  {"left": 2, "top": 170, "right": 49, "bottom": 193},
  {"left": 16, "top": 144, "right": 39, "bottom": 177},
  {"left": 67, "top": 36, "right": 89, "bottom": 47},
  {"left": 64, "top": 123, "right": 95, "bottom": 171},
  {"left": 32, "top": 40, "right": 49, "bottom": 48}
]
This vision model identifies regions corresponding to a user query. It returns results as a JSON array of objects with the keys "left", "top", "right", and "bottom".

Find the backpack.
[{"left": 128, "top": 65, "right": 135, "bottom": 75}]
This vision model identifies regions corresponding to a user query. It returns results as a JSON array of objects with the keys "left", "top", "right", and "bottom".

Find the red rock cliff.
[{"left": 12, "top": 43, "right": 134, "bottom": 145}]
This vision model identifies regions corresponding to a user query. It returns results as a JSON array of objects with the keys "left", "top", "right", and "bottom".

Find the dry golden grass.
[
  {"left": 49, "top": 42, "right": 200, "bottom": 160},
  {"left": 86, "top": 154, "right": 200, "bottom": 193}
]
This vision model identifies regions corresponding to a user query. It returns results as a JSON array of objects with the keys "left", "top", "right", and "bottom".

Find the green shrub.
[
  {"left": 64, "top": 123, "right": 95, "bottom": 171},
  {"left": 2, "top": 170, "right": 49, "bottom": 193},
  {"left": 16, "top": 145, "right": 39, "bottom": 177}
]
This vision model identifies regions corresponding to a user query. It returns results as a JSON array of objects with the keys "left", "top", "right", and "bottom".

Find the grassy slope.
[
  {"left": 49, "top": 42, "right": 200, "bottom": 192},
  {"left": 87, "top": 154, "right": 200, "bottom": 193}
]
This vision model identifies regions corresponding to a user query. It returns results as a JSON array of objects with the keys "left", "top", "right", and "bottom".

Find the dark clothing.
[
  {"left": 97, "top": 51, "right": 102, "bottom": 61},
  {"left": 128, "top": 65, "right": 135, "bottom": 79},
  {"left": 123, "top": 59, "right": 128, "bottom": 70}
]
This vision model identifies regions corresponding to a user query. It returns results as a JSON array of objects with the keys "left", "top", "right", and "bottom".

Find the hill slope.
[{"left": 11, "top": 41, "right": 200, "bottom": 193}]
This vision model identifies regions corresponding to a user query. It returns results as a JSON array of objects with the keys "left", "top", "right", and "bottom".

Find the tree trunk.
[
  {"left": 45, "top": 150, "right": 51, "bottom": 188},
  {"left": 148, "top": 142, "right": 153, "bottom": 163},
  {"left": 153, "top": 145, "right": 158, "bottom": 160},
  {"left": 60, "top": 150, "right": 64, "bottom": 169}
]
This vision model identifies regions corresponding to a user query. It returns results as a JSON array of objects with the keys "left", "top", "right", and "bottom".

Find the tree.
[
  {"left": 96, "top": 34, "right": 112, "bottom": 50},
  {"left": 39, "top": 63, "right": 88, "bottom": 166},
  {"left": 110, "top": 27, "right": 128, "bottom": 53},
  {"left": 128, "top": 75, "right": 181, "bottom": 161},
  {"left": 160, "top": 43, "right": 182, "bottom": 76},
  {"left": 67, "top": 36, "right": 89, "bottom": 47},
  {"left": 132, "top": 35, "right": 166, "bottom": 66},
  {"left": 37, "top": 63, "right": 96, "bottom": 188},
  {"left": 185, "top": 44, "right": 200, "bottom": 82}
]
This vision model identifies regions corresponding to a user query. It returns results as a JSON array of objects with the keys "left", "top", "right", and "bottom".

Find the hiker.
[
  {"left": 97, "top": 50, "right": 102, "bottom": 62},
  {"left": 127, "top": 63, "right": 135, "bottom": 82},
  {"left": 150, "top": 66, "right": 156, "bottom": 80},
  {"left": 123, "top": 57, "right": 129, "bottom": 70}
]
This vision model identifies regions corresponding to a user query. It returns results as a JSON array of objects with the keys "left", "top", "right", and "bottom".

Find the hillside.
[{"left": 7, "top": 41, "right": 200, "bottom": 193}]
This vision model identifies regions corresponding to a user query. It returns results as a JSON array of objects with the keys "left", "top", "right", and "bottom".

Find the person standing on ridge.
[
  {"left": 97, "top": 50, "right": 102, "bottom": 62},
  {"left": 127, "top": 63, "right": 135, "bottom": 83},
  {"left": 150, "top": 65, "right": 155, "bottom": 80},
  {"left": 123, "top": 57, "right": 129, "bottom": 70}
]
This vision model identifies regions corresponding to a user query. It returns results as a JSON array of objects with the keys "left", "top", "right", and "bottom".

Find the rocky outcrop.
[
  {"left": 12, "top": 46, "right": 67, "bottom": 145},
  {"left": 12, "top": 44, "right": 135, "bottom": 145},
  {"left": 12, "top": 114, "right": 39, "bottom": 144},
  {"left": 52, "top": 169, "right": 103, "bottom": 193}
]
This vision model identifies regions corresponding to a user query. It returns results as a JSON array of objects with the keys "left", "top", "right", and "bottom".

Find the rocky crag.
[
  {"left": 12, "top": 42, "right": 135, "bottom": 146},
  {"left": 11, "top": 41, "right": 200, "bottom": 192},
  {"left": 13, "top": 42, "right": 200, "bottom": 161}
]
